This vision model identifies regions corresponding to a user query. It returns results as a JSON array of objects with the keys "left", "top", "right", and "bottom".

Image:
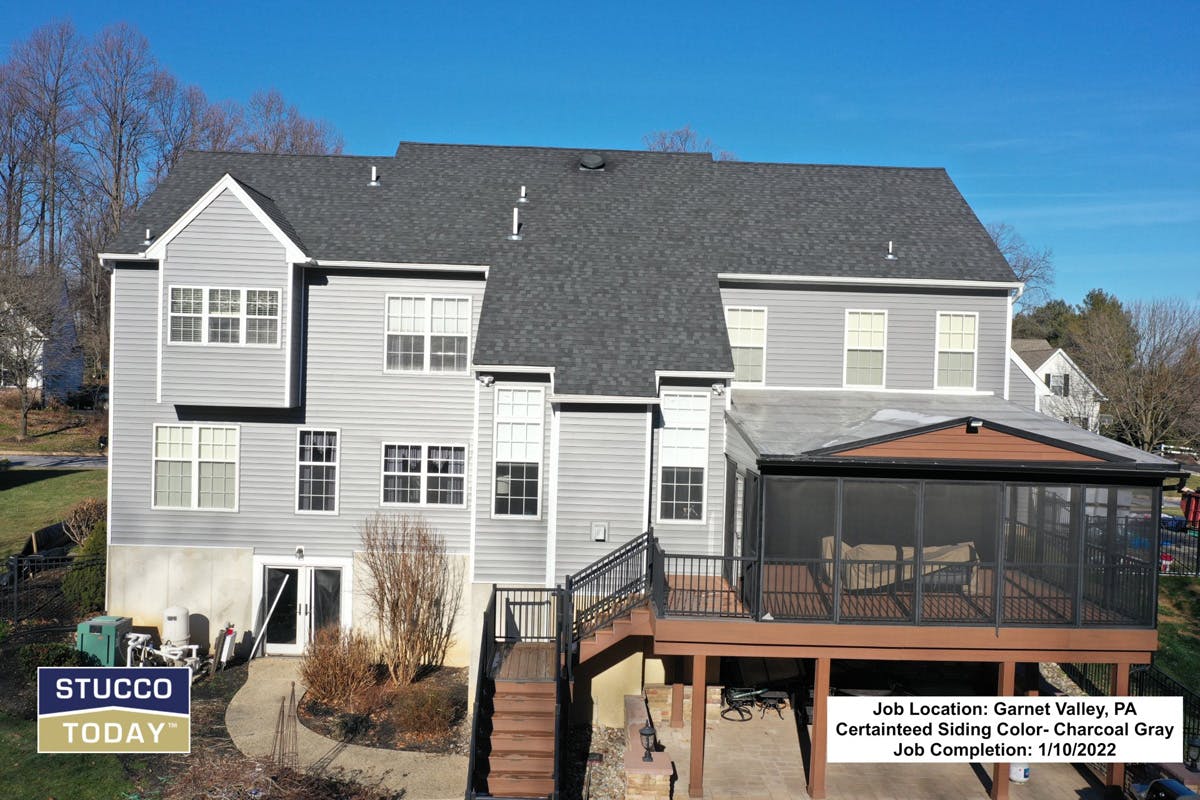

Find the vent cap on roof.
[{"left": 579, "top": 152, "right": 605, "bottom": 171}]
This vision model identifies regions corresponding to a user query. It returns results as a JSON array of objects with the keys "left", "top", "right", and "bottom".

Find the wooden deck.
[{"left": 494, "top": 641, "right": 557, "bottom": 682}]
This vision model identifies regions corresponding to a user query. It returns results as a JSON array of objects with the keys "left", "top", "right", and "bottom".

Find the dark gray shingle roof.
[
  {"left": 1011, "top": 338, "right": 1057, "bottom": 372},
  {"left": 108, "top": 143, "right": 1017, "bottom": 396}
]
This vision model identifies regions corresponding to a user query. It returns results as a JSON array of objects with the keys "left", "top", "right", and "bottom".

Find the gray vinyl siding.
[
  {"left": 650, "top": 394, "right": 726, "bottom": 555},
  {"left": 109, "top": 265, "right": 484, "bottom": 559},
  {"left": 725, "top": 413, "right": 759, "bottom": 472},
  {"left": 1008, "top": 358, "right": 1038, "bottom": 411},
  {"left": 160, "top": 189, "right": 291, "bottom": 408},
  {"left": 720, "top": 286, "right": 1009, "bottom": 394},
  {"left": 472, "top": 381, "right": 553, "bottom": 584},
  {"left": 553, "top": 407, "right": 649, "bottom": 580}
]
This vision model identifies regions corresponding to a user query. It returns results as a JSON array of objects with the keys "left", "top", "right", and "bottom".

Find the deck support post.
[
  {"left": 990, "top": 660, "right": 1017, "bottom": 800},
  {"left": 1105, "top": 663, "right": 1130, "bottom": 789},
  {"left": 808, "top": 656, "right": 831, "bottom": 799},
  {"left": 671, "top": 680, "right": 684, "bottom": 728},
  {"left": 687, "top": 654, "right": 707, "bottom": 798}
]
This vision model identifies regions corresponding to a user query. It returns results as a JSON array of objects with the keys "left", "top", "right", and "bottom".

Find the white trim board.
[{"left": 719, "top": 273, "right": 1025, "bottom": 292}]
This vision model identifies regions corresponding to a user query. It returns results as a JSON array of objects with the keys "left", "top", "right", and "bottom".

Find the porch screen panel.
[
  {"left": 921, "top": 482, "right": 999, "bottom": 624},
  {"left": 840, "top": 481, "right": 918, "bottom": 622},
  {"left": 1003, "top": 485, "right": 1077, "bottom": 625},
  {"left": 1081, "top": 486, "right": 1155, "bottom": 625},
  {"left": 762, "top": 477, "right": 836, "bottom": 621}
]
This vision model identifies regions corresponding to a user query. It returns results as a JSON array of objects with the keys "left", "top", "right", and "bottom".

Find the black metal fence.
[
  {"left": 1160, "top": 519, "right": 1200, "bottom": 576},
  {"left": 4, "top": 553, "right": 102, "bottom": 621},
  {"left": 1062, "top": 661, "right": 1200, "bottom": 763}
]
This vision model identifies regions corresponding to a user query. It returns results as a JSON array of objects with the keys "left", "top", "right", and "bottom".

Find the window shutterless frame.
[
  {"left": 842, "top": 309, "right": 888, "bottom": 389},
  {"left": 378, "top": 441, "right": 469, "bottom": 508},
  {"left": 490, "top": 385, "right": 545, "bottom": 519},
  {"left": 724, "top": 305, "right": 768, "bottom": 386},
  {"left": 382, "top": 294, "right": 472, "bottom": 375},
  {"left": 150, "top": 423, "right": 240, "bottom": 512},
  {"left": 656, "top": 390, "right": 710, "bottom": 525},
  {"left": 295, "top": 428, "right": 341, "bottom": 515},
  {"left": 933, "top": 311, "right": 979, "bottom": 390},
  {"left": 166, "top": 285, "right": 282, "bottom": 348}
]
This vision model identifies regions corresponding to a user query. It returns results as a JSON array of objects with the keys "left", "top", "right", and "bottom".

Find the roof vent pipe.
[
  {"left": 368, "top": 166, "right": 380, "bottom": 187},
  {"left": 518, "top": 185, "right": 528, "bottom": 203},
  {"left": 507, "top": 207, "right": 522, "bottom": 241},
  {"left": 885, "top": 240, "right": 897, "bottom": 260},
  {"left": 142, "top": 228, "right": 152, "bottom": 245}
]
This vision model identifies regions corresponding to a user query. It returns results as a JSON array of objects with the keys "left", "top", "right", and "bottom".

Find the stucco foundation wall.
[{"left": 107, "top": 544, "right": 254, "bottom": 650}]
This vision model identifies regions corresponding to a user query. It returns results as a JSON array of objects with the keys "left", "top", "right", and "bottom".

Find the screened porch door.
[{"left": 261, "top": 565, "right": 342, "bottom": 656}]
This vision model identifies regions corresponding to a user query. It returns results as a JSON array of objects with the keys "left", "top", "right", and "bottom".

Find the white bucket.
[{"left": 1009, "top": 763, "right": 1030, "bottom": 783}]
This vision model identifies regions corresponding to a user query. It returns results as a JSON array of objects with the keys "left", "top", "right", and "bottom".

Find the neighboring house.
[
  {"left": 0, "top": 288, "right": 83, "bottom": 403},
  {"left": 1011, "top": 337, "right": 1105, "bottom": 432},
  {"left": 100, "top": 145, "right": 1180, "bottom": 800}
]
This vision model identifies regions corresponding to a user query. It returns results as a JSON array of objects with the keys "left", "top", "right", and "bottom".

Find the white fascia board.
[
  {"left": 474, "top": 364, "right": 556, "bottom": 375},
  {"left": 98, "top": 252, "right": 151, "bottom": 262},
  {"left": 550, "top": 394, "right": 660, "bottom": 404},
  {"left": 718, "top": 273, "right": 1025, "bottom": 292},
  {"left": 144, "top": 173, "right": 306, "bottom": 263},
  {"left": 1009, "top": 349, "right": 1052, "bottom": 397},
  {"left": 312, "top": 259, "right": 489, "bottom": 276},
  {"left": 655, "top": 369, "right": 735, "bottom": 387}
]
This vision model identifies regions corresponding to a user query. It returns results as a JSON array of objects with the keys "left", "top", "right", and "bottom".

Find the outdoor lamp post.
[
  {"left": 640, "top": 720, "right": 656, "bottom": 762},
  {"left": 1187, "top": 735, "right": 1200, "bottom": 770}
]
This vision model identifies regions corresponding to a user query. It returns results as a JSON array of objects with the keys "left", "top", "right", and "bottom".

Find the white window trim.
[
  {"left": 724, "top": 305, "right": 768, "bottom": 387},
  {"left": 167, "top": 285, "right": 282, "bottom": 348},
  {"left": 655, "top": 390, "right": 709, "bottom": 526},
  {"left": 378, "top": 441, "right": 469, "bottom": 508},
  {"left": 934, "top": 311, "right": 980, "bottom": 391},
  {"left": 490, "top": 385, "right": 545, "bottom": 520},
  {"left": 842, "top": 309, "right": 888, "bottom": 389},
  {"left": 150, "top": 423, "right": 240, "bottom": 512},
  {"left": 295, "top": 427, "right": 341, "bottom": 516},
  {"left": 382, "top": 294, "right": 473, "bottom": 375}
]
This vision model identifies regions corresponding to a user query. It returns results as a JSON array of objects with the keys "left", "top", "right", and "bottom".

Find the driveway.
[{"left": 0, "top": 454, "right": 107, "bottom": 469}]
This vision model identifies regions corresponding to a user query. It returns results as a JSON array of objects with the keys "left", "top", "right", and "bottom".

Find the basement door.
[{"left": 261, "top": 565, "right": 342, "bottom": 656}]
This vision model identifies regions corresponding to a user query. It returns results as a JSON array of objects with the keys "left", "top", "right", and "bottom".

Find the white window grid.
[
  {"left": 724, "top": 306, "right": 767, "bottom": 384},
  {"left": 658, "top": 391, "right": 709, "bottom": 524},
  {"left": 492, "top": 386, "right": 544, "bottom": 518},
  {"left": 380, "top": 443, "right": 468, "bottom": 507},
  {"left": 151, "top": 423, "right": 239, "bottom": 511},
  {"left": 384, "top": 295, "right": 471, "bottom": 374},
  {"left": 935, "top": 312, "right": 979, "bottom": 389},
  {"left": 843, "top": 309, "right": 887, "bottom": 388},
  {"left": 296, "top": 429, "right": 340, "bottom": 514},
  {"left": 168, "top": 286, "right": 281, "bottom": 347}
]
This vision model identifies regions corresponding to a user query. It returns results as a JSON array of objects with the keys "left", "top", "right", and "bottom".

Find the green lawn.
[
  {"left": 0, "top": 469, "right": 108, "bottom": 556},
  {"left": 0, "top": 713, "right": 135, "bottom": 800},
  {"left": 1158, "top": 577, "right": 1200, "bottom": 694}
]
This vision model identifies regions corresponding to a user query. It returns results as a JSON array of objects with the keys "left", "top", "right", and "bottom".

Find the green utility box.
[{"left": 75, "top": 616, "right": 132, "bottom": 667}]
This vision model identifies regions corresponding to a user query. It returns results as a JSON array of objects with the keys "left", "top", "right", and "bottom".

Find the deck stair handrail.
[{"left": 565, "top": 530, "right": 655, "bottom": 641}]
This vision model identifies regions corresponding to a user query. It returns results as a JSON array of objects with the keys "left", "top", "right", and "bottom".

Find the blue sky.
[{"left": 4, "top": 1, "right": 1196, "bottom": 307}]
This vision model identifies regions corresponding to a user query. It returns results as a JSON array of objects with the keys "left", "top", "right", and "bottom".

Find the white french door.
[{"left": 261, "top": 565, "right": 343, "bottom": 656}]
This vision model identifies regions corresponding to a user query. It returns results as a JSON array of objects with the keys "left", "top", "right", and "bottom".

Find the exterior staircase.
[
  {"left": 577, "top": 604, "right": 654, "bottom": 663},
  {"left": 487, "top": 680, "right": 557, "bottom": 797}
]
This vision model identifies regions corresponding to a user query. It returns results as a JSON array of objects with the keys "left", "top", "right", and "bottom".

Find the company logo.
[{"left": 37, "top": 667, "right": 191, "bottom": 753}]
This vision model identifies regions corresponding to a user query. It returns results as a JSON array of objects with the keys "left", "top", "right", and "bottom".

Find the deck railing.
[{"left": 566, "top": 530, "right": 652, "bottom": 640}]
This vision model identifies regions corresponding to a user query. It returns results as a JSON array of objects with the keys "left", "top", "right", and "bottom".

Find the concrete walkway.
[{"left": 225, "top": 657, "right": 468, "bottom": 800}]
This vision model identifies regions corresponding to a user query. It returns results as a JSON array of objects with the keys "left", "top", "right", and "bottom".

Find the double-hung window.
[
  {"left": 936, "top": 312, "right": 978, "bottom": 388},
  {"left": 844, "top": 310, "right": 887, "bottom": 387},
  {"left": 297, "top": 429, "right": 339, "bottom": 513},
  {"left": 1046, "top": 373, "right": 1070, "bottom": 397},
  {"left": 381, "top": 444, "right": 467, "bottom": 506},
  {"left": 168, "top": 286, "right": 280, "bottom": 346},
  {"left": 493, "top": 387, "right": 543, "bottom": 516},
  {"left": 152, "top": 424, "right": 239, "bottom": 510},
  {"left": 385, "top": 295, "right": 471, "bottom": 373},
  {"left": 724, "top": 307, "right": 766, "bottom": 384},
  {"left": 658, "top": 392, "right": 709, "bottom": 522}
]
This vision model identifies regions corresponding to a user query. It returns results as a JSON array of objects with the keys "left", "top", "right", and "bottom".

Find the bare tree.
[
  {"left": 148, "top": 73, "right": 210, "bottom": 186},
  {"left": 1072, "top": 297, "right": 1200, "bottom": 451},
  {"left": 644, "top": 123, "right": 736, "bottom": 161},
  {"left": 987, "top": 222, "right": 1055, "bottom": 311},
  {"left": 358, "top": 513, "right": 463, "bottom": 685},
  {"left": 0, "top": 267, "right": 68, "bottom": 437},
  {"left": 243, "top": 88, "right": 343, "bottom": 155},
  {"left": 0, "top": 62, "right": 35, "bottom": 273}
]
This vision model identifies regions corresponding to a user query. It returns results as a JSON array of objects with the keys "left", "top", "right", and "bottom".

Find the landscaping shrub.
[
  {"left": 333, "top": 712, "right": 373, "bottom": 741},
  {"left": 63, "top": 497, "right": 106, "bottom": 547},
  {"left": 18, "top": 642, "right": 96, "bottom": 676},
  {"left": 359, "top": 513, "right": 463, "bottom": 684},
  {"left": 391, "top": 681, "right": 458, "bottom": 736},
  {"left": 299, "top": 625, "right": 375, "bottom": 712},
  {"left": 62, "top": 520, "right": 106, "bottom": 612}
]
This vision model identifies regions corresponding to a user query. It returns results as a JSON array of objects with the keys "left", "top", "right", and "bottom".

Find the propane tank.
[{"left": 162, "top": 606, "right": 190, "bottom": 647}]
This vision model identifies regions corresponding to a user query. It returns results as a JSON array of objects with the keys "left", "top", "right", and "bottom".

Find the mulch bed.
[{"left": 297, "top": 666, "right": 470, "bottom": 754}]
